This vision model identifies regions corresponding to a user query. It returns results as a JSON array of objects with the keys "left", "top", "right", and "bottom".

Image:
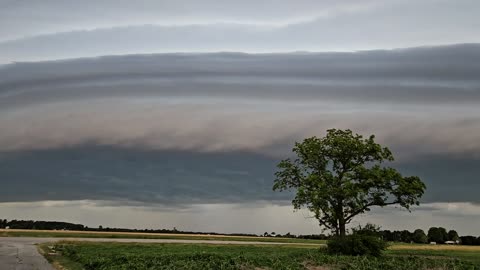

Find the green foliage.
[
  {"left": 45, "top": 242, "right": 479, "bottom": 270},
  {"left": 351, "top": 223, "right": 383, "bottom": 237},
  {"left": 428, "top": 227, "right": 448, "bottom": 244},
  {"left": 412, "top": 229, "right": 428, "bottom": 244},
  {"left": 273, "top": 129, "right": 426, "bottom": 236},
  {"left": 448, "top": 230, "right": 460, "bottom": 242},
  {"left": 329, "top": 223, "right": 387, "bottom": 257},
  {"left": 439, "top": 227, "right": 449, "bottom": 241}
]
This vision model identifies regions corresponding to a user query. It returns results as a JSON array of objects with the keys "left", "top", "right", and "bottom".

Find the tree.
[
  {"left": 400, "top": 230, "right": 412, "bottom": 243},
  {"left": 460, "top": 236, "right": 477, "bottom": 245},
  {"left": 447, "top": 230, "right": 459, "bottom": 242},
  {"left": 438, "top": 227, "right": 448, "bottom": 243},
  {"left": 380, "top": 230, "right": 393, "bottom": 241},
  {"left": 273, "top": 129, "right": 426, "bottom": 237},
  {"left": 412, "top": 229, "right": 428, "bottom": 244},
  {"left": 428, "top": 227, "right": 445, "bottom": 243}
]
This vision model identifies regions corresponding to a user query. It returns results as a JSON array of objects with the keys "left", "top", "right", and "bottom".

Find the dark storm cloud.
[
  {"left": 0, "top": 45, "right": 479, "bottom": 157},
  {"left": 0, "top": 146, "right": 478, "bottom": 205},
  {"left": 396, "top": 155, "right": 480, "bottom": 204},
  {"left": 1, "top": 44, "right": 480, "bottom": 105},
  {"left": 1, "top": 44, "right": 480, "bottom": 205},
  {"left": 0, "top": 146, "right": 286, "bottom": 204}
]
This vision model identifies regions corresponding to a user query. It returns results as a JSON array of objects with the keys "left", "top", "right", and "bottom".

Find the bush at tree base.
[{"left": 327, "top": 234, "right": 388, "bottom": 257}]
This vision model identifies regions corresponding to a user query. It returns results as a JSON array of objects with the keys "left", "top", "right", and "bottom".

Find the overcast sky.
[
  {"left": 0, "top": 0, "right": 479, "bottom": 235},
  {"left": 1, "top": 0, "right": 480, "bottom": 63}
]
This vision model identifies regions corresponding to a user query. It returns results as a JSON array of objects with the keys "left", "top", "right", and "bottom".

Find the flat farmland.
[
  {"left": 0, "top": 229, "right": 325, "bottom": 245},
  {"left": 39, "top": 242, "right": 480, "bottom": 270},
  {"left": 388, "top": 243, "right": 480, "bottom": 265}
]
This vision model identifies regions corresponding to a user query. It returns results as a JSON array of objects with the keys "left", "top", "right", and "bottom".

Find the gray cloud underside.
[
  {"left": 0, "top": 44, "right": 479, "bottom": 205},
  {"left": 0, "top": 147, "right": 283, "bottom": 205},
  {"left": 2, "top": 44, "right": 479, "bottom": 102},
  {"left": 0, "top": 146, "right": 478, "bottom": 205},
  {"left": 0, "top": 0, "right": 479, "bottom": 63},
  {"left": 1, "top": 44, "right": 480, "bottom": 156}
]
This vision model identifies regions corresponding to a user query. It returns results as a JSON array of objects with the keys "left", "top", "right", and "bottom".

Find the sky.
[{"left": 0, "top": 0, "right": 480, "bottom": 235}]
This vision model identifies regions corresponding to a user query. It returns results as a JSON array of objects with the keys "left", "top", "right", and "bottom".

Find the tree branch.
[{"left": 344, "top": 201, "right": 399, "bottom": 222}]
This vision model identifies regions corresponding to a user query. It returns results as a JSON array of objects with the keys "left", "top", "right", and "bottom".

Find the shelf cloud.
[
  {"left": 1, "top": 0, "right": 480, "bottom": 233},
  {"left": 1, "top": 44, "right": 479, "bottom": 206}
]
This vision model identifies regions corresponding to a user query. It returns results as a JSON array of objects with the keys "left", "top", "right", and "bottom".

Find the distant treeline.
[
  {"left": 0, "top": 219, "right": 284, "bottom": 238},
  {"left": 1, "top": 219, "right": 479, "bottom": 245},
  {"left": 0, "top": 219, "right": 256, "bottom": 237},
  {"left": 380, "top": 227, "right": 480, "bottom": 245},
  {"left": 0, "top": 219, "right": 85, "bottom": 231}
]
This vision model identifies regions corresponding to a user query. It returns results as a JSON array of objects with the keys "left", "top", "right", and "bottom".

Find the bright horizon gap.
[
  {"left": 1, "top": 200, "right": 480, "bottom": 236},
  {"left": 1, "top": 42, "right": 474, "bottom": 66}
]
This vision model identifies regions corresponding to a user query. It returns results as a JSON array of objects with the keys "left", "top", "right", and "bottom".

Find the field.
[
  {"left": 0, "top": 229, "right": 324, "bottom": 244},
  {"left": 39, "top": 242, "right": 480, "bottom": 270},
  {"left": 389, "top": 244, "right": 480, "bottom": 265}
]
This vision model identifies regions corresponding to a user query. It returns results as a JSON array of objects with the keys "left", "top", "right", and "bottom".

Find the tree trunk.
[
  {"left": 338, "top": 203, "right": 346, "bottom": 237},
  {"left": 339, "top": 219, "right": 346, "bottom": 237}
]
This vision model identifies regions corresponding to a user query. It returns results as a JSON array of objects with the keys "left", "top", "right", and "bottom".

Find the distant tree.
[
  {"left": 297, "top": 234, "right": 328, "bottom": 240},
  {"left": 393, "top": 231, "right": 403, "bottom": 242},
  {"left": 438, "top": 227, "right": 448, "bottom": 243},
  {"left": 447, "top": 230, "right": 459, "bottom": 242},
  {"left": 264, "top": 232, "right": 269, "bottom": 237},
  {"left": 99, "top": 225, "right": 103, "bottom": 230},
  {"left": 460, "top": 236, "right": 477, "bottom": 245},
  {"left": 380, "top": 230, "right": 393, "bottom": 241},
  {"left": 412, "top": 229, "right": 428, "bottom": 244},
  {"left": 428, "top": 227, "right": 445, "bottom": 243},
  {"left": 400, "top": 230, "right": 412, "bottom": 243},
  {"left": 273, "top": 129, "right": 426, "bottom": 236}
]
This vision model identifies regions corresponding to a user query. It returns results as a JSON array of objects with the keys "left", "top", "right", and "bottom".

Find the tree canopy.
[
  {"left": 448, "top": 230, "right": 460, "bottom": 242},
  {"left": 428, "top": 227, "right": 448, "bottom": 243},
  {"left": 273, "top": 129, "right": 426, "bottom": 236},
  {"left": 412, "top": 229, "right": 428, "bottom": 244}
]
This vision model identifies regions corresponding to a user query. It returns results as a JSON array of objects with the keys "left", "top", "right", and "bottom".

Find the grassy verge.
[
  {"left": 1, "top": 229, "right": 325, "bottom": 244},
  {"left": 39, "top": 241, "right": 480, "bottom": 270},
  {"left": 388, "top": 244, "right": 480, "bottom": 265}
]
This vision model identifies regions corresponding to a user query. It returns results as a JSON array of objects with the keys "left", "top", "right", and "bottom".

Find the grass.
[
  {"left": 0, "top": 229, "right": 325, "bottom": 245},
  {"left": 39, "top": 241, "right": 480, "bottom": 270},
  {"left": 388, "top": 243, "right": 480, "bottom": 265}
]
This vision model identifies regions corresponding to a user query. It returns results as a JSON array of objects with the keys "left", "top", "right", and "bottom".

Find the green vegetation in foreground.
[
  {"left": 40, "top": 242, "right": 480, "bottom": 270},
  {"left": 387, "top": 249, "right": 480, "bottom": 266},
  {"left": 1, "top": 230, "right": 325, "bottom": 244}
]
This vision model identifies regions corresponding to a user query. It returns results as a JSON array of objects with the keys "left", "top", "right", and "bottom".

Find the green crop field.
[{"left": 39, "top": 242, "right": 480, "bottom": 270}]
